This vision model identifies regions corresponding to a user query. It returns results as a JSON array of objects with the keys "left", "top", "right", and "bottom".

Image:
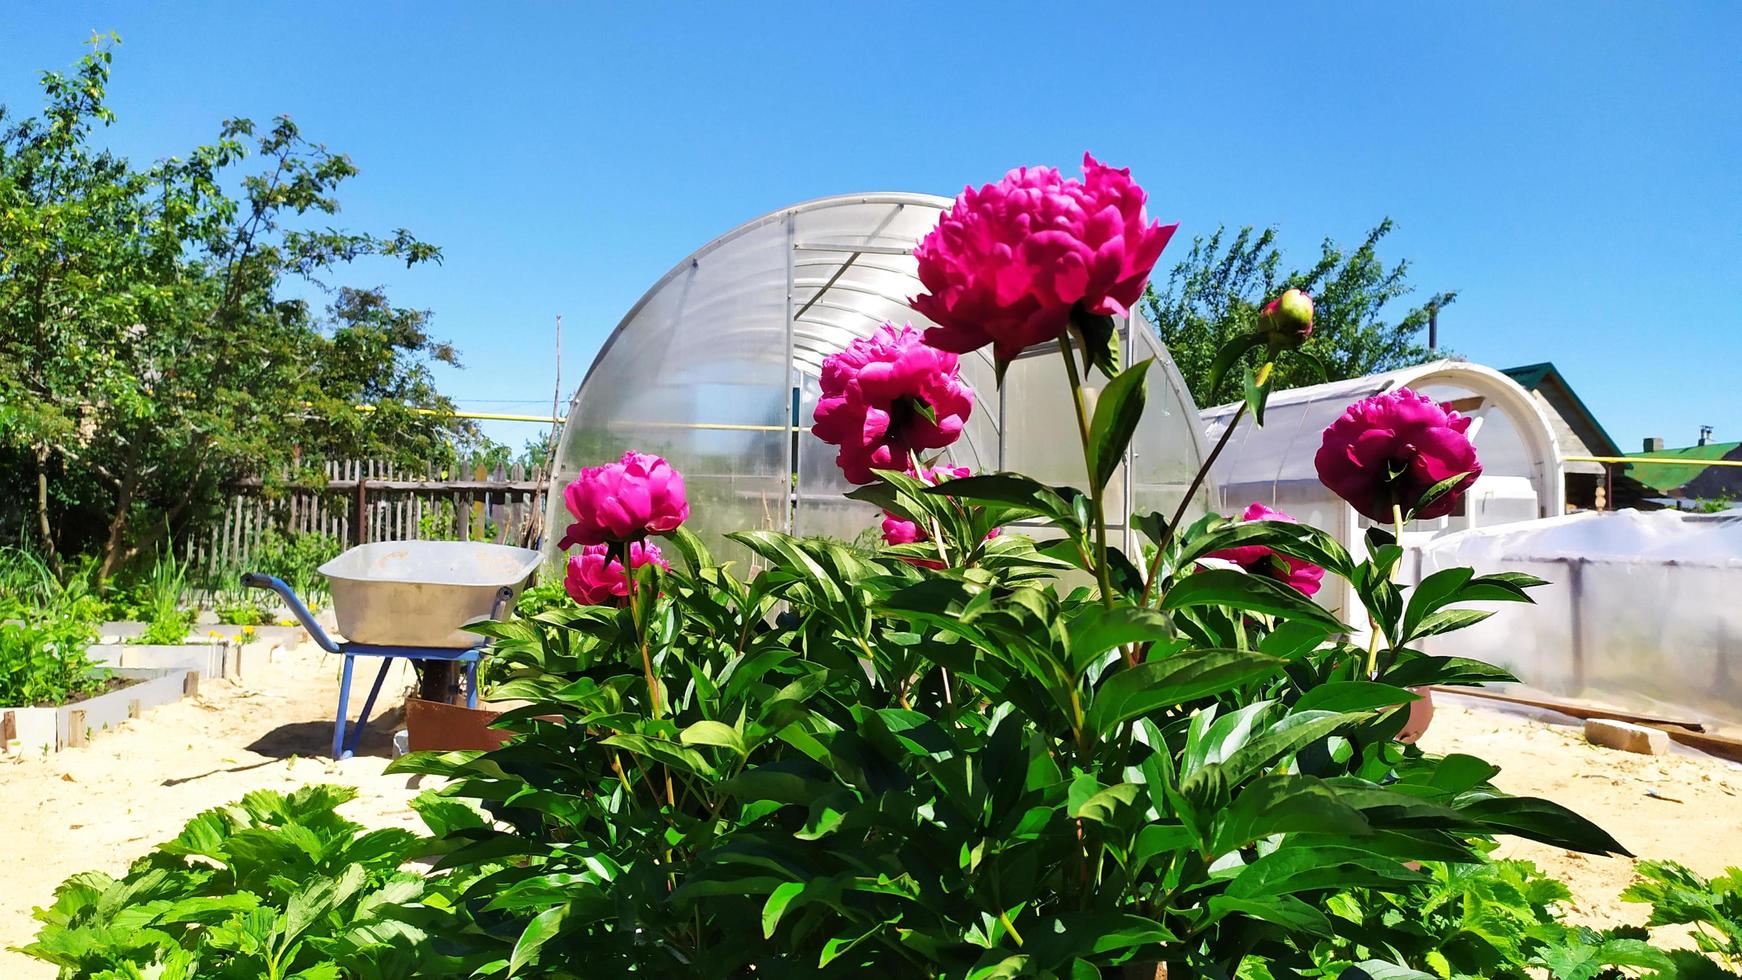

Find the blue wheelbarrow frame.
[{"left": 242, "top": 572, "right": 512, "bottom": 760}]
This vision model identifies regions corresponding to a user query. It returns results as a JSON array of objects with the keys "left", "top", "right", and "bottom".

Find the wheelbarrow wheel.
[{"left": 418, "top": 661, "right": 462, "bottom": 705}]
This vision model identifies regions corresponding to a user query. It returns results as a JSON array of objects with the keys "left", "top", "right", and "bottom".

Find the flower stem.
[
  {"left": 1056, "top": 329, "right": 1115, "bottom": 610},
  {"left": 909, "top": 450, "right": 951, "bottom": 568},
  {"left": 1363, "top": 615, "right": 1384, "bottom": 680},
  {"left": 1363, "top": 503, "right": 1409, "bottom": 679},
  {"left": 621, "top": 542, "right": 664, "bottom": 721},
  {"left": 1141, "top": 362, "right": 1271, "bottom": 609}
]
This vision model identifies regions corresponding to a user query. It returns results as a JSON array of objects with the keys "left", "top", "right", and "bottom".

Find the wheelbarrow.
[{"left": 244, "top": 540, "right": 544, "bottom": 759}]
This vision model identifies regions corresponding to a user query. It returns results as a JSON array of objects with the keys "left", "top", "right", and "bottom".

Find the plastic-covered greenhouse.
[
  {"left": 1415, "top": 509, "right": 1742, "bottom": 731},
  {"left": 545, "top": 193, "right": 1212, "bottom": 564},
  {"left": 1201, "top": 360, "right": 1566, "bottom": 622}
]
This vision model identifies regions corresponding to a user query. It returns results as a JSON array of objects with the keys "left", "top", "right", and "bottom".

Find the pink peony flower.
[
  {"left": 910, "top": 153, "right": 1177, "bottom": 364},
  {"left": 557, "top": 451, "right": 689, "bottom": 549},
  {"left": 563, "top": 541, "right": 671, "bottom": 606},
  {"left": 1258, "top": 288, "right": 1314, "bottom": 348},
  {"left": 1314, "top": 388, "right": 1482, "bottom": 523},
  {"left": 812, "top": 323, "right": 974, "bottom": 484},
  {"left": 879, "top": 465, "right": 1000, "bottom": 569},
  {"left": 1203, "top": 502, "right": 1325, "bottom": 597}
]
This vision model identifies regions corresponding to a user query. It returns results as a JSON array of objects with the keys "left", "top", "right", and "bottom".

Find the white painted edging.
[
  {"left": 98, "top": 621, "right": 149, "bottom": 642},
  {"left": 1, "top": 667, "right": 193, "bottom": 756},
  {"left": 92, "top": 641, "right": 234, "bottom": 680}
]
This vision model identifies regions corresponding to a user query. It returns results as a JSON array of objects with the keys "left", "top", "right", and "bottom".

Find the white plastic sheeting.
[
  {"left": 1413, "top": 509, "right": 1742, "bottom": 731},
  {"left": 1202, "top": 360, "right": 1565, "bottom": 625},
  {"left": 547, "top": 193, "right": 1212, "bottom": 565}
]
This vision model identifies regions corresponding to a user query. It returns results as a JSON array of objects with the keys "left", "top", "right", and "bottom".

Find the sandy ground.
[
  {"left": 1, "top": 640, "right": 427, "bottom": 978},
  {"left": 2, "top": 662, "right": 1739, "bottom": 977},
  {"left": 1420, "top": 693, "right": 1742, "bottom": 929}
]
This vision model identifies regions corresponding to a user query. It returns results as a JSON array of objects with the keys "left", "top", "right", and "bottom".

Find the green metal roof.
[
  {"left": 1624, "top": 441, "right": 1742, "bottom": 493},
  {"left": 1501, "top": 362, "right": 1623, "bottom": 457},
  {"left": 1501, "top": 362, "right": 1554, "bottom": 389}
]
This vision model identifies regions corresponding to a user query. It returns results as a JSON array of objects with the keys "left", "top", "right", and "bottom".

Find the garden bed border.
[{"left": 1, "top": 667, "right": 195, "bottom": 755}]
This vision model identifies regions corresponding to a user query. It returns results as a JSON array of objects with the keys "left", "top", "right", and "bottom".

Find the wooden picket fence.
[{"left": 187, "top": 459, "right": 550, "bottom": 579}]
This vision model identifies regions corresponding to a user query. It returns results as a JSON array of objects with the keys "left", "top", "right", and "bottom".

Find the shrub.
[
  {"left": 508, "top": 575, "right": 569, "bottom": 620},
  {"left": 0, "top": 546, "right": 107, "bottom": 706},
  {"left": 215, "top": 601, "right": 268, "bottom": 627},
  {"left": 248, "top": 529, "right": 343, "bottom": 608},
  {"left": 0, "top": 616, "right": 104, "bottom": 707}
]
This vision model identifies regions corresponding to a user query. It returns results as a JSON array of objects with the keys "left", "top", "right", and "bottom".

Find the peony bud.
[{"left": 1258, "top": 289, "right": 1314, "bottom": 348}]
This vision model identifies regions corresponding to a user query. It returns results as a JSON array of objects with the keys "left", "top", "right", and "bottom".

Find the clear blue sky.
[{"left": 4, "top": 2, "right": 1738, "bottom": 453}]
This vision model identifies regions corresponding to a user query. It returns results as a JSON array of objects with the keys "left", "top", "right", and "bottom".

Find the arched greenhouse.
[
  {"left": 1202, "top": 359, "right": 1566, "bottom": 620},
  {"left": 546, "top": 193, "right": 1213, "bottom": 564}
]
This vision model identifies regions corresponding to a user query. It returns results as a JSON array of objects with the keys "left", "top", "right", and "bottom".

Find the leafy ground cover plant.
[
  {"left": 388, "top": 155, "right": 1628, "bottom": 978},
  {"left": 1288, "top": 858, "right": 1652, "bottom": 980},
  {"left": 1293, "top": 858, "right": 1742, "bottom": 980},
  {"left": 1622, "top": 862, "right": 1742, "bottom": 977},
  {"left": 19, "top": 785, "right": 485, "bottom": 979}
]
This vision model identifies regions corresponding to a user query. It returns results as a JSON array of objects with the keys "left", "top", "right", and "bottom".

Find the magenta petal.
[{"left": 909, "top": 154, "right": 1174, "bottom": 362}]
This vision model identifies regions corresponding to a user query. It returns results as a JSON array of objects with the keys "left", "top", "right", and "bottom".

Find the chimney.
[
  {"left": 1644, "top": 437, "right": 1665, "bottom": 453},
  {"left": 1698, "top": 425, "right": 1714, "bottom": 447}
]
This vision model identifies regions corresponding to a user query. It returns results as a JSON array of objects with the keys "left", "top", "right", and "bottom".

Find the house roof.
[
  {"left": 1501, "top": 362, "right": 1623, "bottom": 458},
  {"left": 1625, "top": 441, "right": 1742, "bottom": 494}
]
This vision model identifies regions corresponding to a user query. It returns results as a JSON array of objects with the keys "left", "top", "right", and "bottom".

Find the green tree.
[
  {"left": 1144, "top": 220, "right": 1455, "bottom": 408},
  {"left": 0, "top": 37, "right": 464, "bottom": 582}
]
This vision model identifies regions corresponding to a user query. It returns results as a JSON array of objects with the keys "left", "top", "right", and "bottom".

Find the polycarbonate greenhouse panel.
[
  {"left": 1414, "top": 510, "right": 1742, "bottom": 731},
  {"left": 548, "top": 203, "right": 794, "bottom": 565},
  {"left": 1127, "top": 326, "right": 1215, "bottom": 528},
  {"left": 550, "top": 192, "right": 1215, "bottom": 568}
]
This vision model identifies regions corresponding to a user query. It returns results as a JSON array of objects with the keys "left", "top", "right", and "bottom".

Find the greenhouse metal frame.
[{"left": 546, "top": 193, "right": 1214, "bottom": 563}]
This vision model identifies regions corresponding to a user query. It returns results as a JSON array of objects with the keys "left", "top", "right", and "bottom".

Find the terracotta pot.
[
  {"left": 404, "top": 697, "right": 513, "bottom": 753},
  {"left": 1395, "top": 686, "right": 1435, "bottom": 744}
]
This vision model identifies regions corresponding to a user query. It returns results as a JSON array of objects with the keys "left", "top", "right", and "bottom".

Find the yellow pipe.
[
  {"left": 614, "top": 420, "right": 815, "bottom": 433},
  {"left": 448, "top": 410, "right": 567, "bottom": 424},
  {"left": 352, "top": 404, "right": 565, "bottom": 424},
  {"left": 1567, "top": 454, "right": 1742, "bottom": 469},
  {"left": 353, "top": 404, "right": 820, "bottom": 431}
]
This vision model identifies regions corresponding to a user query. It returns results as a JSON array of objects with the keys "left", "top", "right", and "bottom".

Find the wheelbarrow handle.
[{"left": 242, "top": 572, "right": 341, "bottom": 653}]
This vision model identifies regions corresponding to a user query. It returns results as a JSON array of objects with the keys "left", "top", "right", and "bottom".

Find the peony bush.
[{"left": 381, "top": 156, "right": 1627, "bottom": 979}]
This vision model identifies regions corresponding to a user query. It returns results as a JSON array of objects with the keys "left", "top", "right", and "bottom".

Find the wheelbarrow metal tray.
[{"left": 319, "top": 541, "right": 543, "bottom": 648}]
